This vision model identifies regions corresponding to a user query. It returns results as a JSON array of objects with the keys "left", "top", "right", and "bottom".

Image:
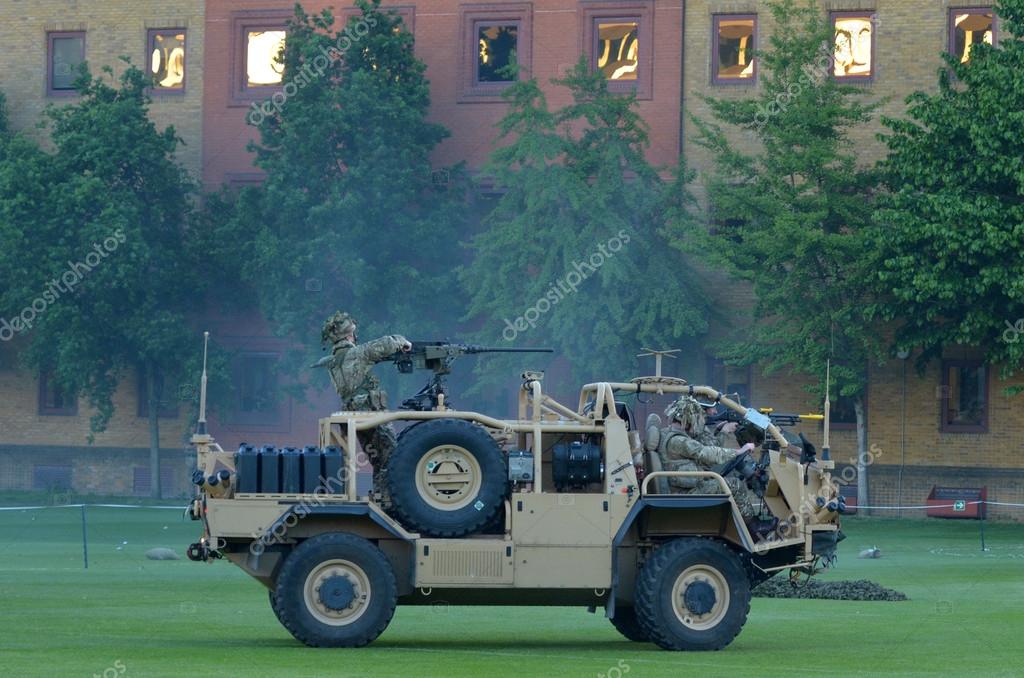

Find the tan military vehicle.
[{"left": 187, "top": 341, "right": 845, "bottom": 651}]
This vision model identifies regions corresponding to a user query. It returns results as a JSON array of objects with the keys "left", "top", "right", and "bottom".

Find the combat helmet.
[
  {"left": 665, "top": 395, "right": 708, "bottom": 436},
  {"left": 322, "top": 311, "right": 357, "bottom": 346}
]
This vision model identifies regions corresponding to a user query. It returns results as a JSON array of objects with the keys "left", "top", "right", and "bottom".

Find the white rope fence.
[
  {"left": 855, "top": 500, "right": 1024, "bottom": 510},
  {"left": 0, "top": 503, "right": 184, "bottom": 511}
]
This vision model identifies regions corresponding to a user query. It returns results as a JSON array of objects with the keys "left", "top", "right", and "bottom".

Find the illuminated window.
[
  {"left": 950, "top": 9, "right": 996, "bottom": 64},
  {"left": 582, "top": 3, "right": 653, "bottom": 98},
  {"left": 247, "top": 30, "right": 286, "bottom": 86},
  {"left": 941, "top": 361, "right": 988, "bottom": 432},
  {"left": 477, "top": 23, "right": 519, "bottom": 83},
  {"left": 48, "top": 32, "right": 85, "bottom": 95},
  {"left": 832, "top": 12, "right": 874, "bottom": 79},
  {"left": 713, "top": 15, "right": 756, "bottom": 84},
  {"left": 148, "top": 29, "right": 186, "bottom": 92},
  {"left": 231, "top": 10, "right": 291, "bottom": 103},
  {"left": 459, "top": 4, "right": 531, "bottom": 101},
  {"left": 595, "top": 19, "right": 640, "bottom": 81}
]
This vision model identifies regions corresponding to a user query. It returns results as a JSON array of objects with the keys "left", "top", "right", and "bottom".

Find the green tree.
[
  {"left": 461, "top": 58, "right": 708, "bottom": 384},
  {"left": 0, "top": 63, "right": 200, "bottom": 497},
  {"left": 670, "top": 0, "right": 883, "bottom": 506},
  {"left": 209, "top": 0, "right": 465, "bottom": 376},
  {"left": 874, "top": 0, "right": 1024, "bottom": 383}
]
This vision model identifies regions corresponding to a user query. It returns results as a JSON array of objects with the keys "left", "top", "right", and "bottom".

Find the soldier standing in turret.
[{"left": 320, "top": 311, "right": 411, "bottom": 503}]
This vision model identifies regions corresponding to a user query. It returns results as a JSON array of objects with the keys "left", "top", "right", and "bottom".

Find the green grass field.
[{"left": 1, "top": 505, "right": 1021, "bottom": 678}]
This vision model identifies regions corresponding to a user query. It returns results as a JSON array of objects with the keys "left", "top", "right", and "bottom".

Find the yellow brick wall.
[
  {"left": 0, "top": 0, "right": 204, "bottom": 177},
  {"left": 0, "top": 355, "right": 189, "bottom": 450}
]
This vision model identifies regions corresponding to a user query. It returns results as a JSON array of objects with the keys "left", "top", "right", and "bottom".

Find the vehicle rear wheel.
[
  {"left": 269, "top": 589, "right": 284, "bottom": 623},
  {"left": 273, "top": 533, "right": 396, "bottom": 647},
  {"left": 609, "top": 606, "right": 650, "bottom": 642},
  {"left": 635, "top": 538, "right": 750, "bottom": 651},
  {"left": 385, "top": 418, "right": 507, "bottom": 537}
]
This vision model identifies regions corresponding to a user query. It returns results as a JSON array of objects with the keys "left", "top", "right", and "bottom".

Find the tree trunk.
[
  {"left": 146, "top": 361, "right": 162, "bottom": 499},
  {"left": 854, "top": 396, "right": 868, "bottom": 516}
]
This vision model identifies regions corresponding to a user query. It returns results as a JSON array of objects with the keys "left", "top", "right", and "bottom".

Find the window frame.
[
  {"left": 581, "top": 1, "right": 654, "bottom": 100},
  {"left": 230, "top": 10, "right": 292, "bottom": 106},
  {"left": 136, "top": 366, "right": 180, "bottom": 420},
  {"left": 706, "top": 357, "right": 752, "bottom": 406},
  {"left": 459, "top": 3, "right": 532, "bottom": 102},
  {"left": 47, "top": 31, "right": 86, "bottom": 97},
  {"left": 828, "top": 389, "right": 863, "bottom": 431},
  {"left": 228, "top": 351, "right": 290, "bottom": 429},
  {"left": 711, "top": 14, "right": 757, "bottom": 86},
  {"left": 830, "top": 10, "right": 877, "bottom": 83},
  {"left": 939, "top": 359, "right": 989, "bottom": 434},
  {"left": 38, "top": 370, "right": 78, "bottom": 416},
  {"left": 146, "top": 28, "right": 188, "bottom": 96},
  {"left": 948, "top": 7, "right": 998, "bottom": 63},
  {"left": 343, "top": 4, "right": 415, "bottom": 33}
]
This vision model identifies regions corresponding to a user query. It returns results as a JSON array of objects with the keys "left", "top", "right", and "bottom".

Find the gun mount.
[{"left": 394, "top": 341, "right": 552, "bottom": 411}]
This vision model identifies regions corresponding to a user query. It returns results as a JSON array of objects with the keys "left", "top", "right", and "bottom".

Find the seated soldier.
[{"left": 656, "top": 395, "right": 761, "bottom": 520}]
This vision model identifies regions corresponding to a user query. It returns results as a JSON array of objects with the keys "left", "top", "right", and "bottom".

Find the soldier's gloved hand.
[
  {"left": 401, "top": 340, "right": 412, "bottom": 352},
  {"left": 737, "top": 442, "right": 756, "bottom": 455}
]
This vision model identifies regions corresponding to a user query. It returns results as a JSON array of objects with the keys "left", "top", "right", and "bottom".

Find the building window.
[
  {"left": 48, "top": 32, "right": 86, "bottom": 96},
  {"left": 830, "top": 393, "right": 859, "bottom": 430},
  {"left": 477, "top": 23, "right": 519, "bottom": 82},
  {"left": 230, "top": 352, "right": 287, "bottom": 426},
  {"left": 231, "top": 10, "right": 291, "bottom": 104},
  {"left": 706, "top": 358, "right": 751, "bottom": 406},
  {"left": 713, "top": 15, "right": 756, "bottom": 84},
  {"left": 34, "top": 465, "right": 73, "bottom": 491},
  {"left": 148, "top": 29, "right": 186, "bottom": 92},
  {"left": 950, "top": 8, "right": 996, "bottom": 64},
  {"left": 940, "top": 360, "right": 988, "bottom": 432},
  {"left": 581, "top": 1, "right": 654, "bottom": 99},
  {"left": 832, "top": 11, "right": 875, "bottom": 80},
  {"left": 38, "top": 370, "right": 77, "bottom": 416},
  {"left": 137, "top": 367, "right": 179, "bottom": 419},
  {"left": 459, "top": 4, "right": 532, "bottom": 101}
]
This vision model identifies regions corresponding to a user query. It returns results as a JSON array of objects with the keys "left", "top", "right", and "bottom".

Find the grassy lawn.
[{"left": 0, "top": 506, "right": 1021, "bottom": 677}]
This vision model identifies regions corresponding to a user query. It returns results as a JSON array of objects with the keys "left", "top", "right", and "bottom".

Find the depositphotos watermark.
[
  {"left": 502, "top": 229, "right": 632, "bottom": 342},
  {"left": 0, "top": 228, "right": 126, "bottom": 342},
  {"left": 246, "top": 15, "right": 379, "bottom": 126}
]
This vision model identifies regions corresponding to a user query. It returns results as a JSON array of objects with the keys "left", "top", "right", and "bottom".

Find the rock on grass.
[
  {"left": 145, "top": 547, "right": 181, "bottom": 561},
  {"left": 753, "top": 578, "right": 907, "bottom": 601}
]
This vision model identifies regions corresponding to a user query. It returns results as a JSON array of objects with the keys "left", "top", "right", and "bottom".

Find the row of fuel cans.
[{"left": 233, "top": 444, "right": 346, "bottom": 494}]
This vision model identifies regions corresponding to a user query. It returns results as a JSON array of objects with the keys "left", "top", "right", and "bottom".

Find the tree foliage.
[
  {"left": 0, "top": 63, "right": 202, "bottom": 495},
  {"left": 874, "top": 0, "right": 1024, "bottom": 378},
  {"left": 461, "top": 58, "right": 708, "bottom": 383},
  {"left": 205, "top": 0, "right": 465, "bottom": 371},
  {"left": 671, "top": 0, "right": 883, "bottom": 408}
]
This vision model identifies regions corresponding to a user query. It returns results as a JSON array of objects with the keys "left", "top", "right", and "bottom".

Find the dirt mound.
[{"left": 753, "top": 578, "right": 907, "bottom": 601}]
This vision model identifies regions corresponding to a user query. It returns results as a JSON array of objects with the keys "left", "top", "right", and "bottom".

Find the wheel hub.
[
  {"left": 318, "top": 574, "right": 356, "bottom": 612},
  {"left": 683, "top": 580, "right": 717, "bottom": 616},
  {"left": 415, "top": 445, "right": 482, "bottom": 510}
]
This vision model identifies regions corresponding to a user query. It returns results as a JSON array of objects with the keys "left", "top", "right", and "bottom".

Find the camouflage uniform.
[
  {"left": 657, "top": 397, "right": 759, "bottom": 518},
  {"left": 321, "top": 312, "right": 409, "bottom": 502}
]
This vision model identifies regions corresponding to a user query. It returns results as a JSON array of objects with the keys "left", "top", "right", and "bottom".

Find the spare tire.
[{"left": 384, "top": 418, "right": 507, "bottom": 537}]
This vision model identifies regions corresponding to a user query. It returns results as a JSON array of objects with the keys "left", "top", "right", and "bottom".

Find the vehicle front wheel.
[
  {"left": 273, "top": 533, "right": 397, "bottom": 647},
  {"left": 635, "top": 538, "right": 750, "bottom": 651}
]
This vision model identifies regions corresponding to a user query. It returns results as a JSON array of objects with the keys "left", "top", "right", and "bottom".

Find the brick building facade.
[{"left": 1, "top": 0, "right": 1020, "bottom": 515}]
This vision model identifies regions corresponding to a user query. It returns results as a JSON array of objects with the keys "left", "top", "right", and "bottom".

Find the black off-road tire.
[
  {"left": 385, "top": 418, "right": 507, "bottom": 537},
  {"left": 273, "top": 533, "right": 397, "bottom": 647},
  {"left": 269, "top": 589, "right": 284, "bottom": 623},
  {"left": 635, "top": 538, "right": 750, "bottom": 651},
  {"left": 609, "top": 606, "right": 650, "bottom": 642}
]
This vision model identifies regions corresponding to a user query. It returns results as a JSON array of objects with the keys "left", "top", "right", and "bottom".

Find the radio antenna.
[
  {"left": 821, "top": 359, "right": 831, "bottom": 461},
  {"left": 197, "top": 331, "right": 209, "bottom": 435}
]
